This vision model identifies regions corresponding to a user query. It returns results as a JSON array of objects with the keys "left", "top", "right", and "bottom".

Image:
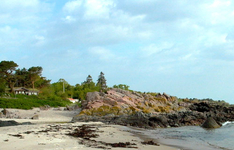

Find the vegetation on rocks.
[
  {"left": 77, "top": 88, "right": 183, "bottom": 117},
  {"left": 72, "top": 88, "right": 234, "bottom": 129}
]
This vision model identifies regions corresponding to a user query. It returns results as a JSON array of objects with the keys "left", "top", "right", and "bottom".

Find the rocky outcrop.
[
  {"left": 72, "top": 89, "right": 234, "bottom": 128},
  {"left": 201, "top": 117, "right": 221, "bottom": 128},
  {"left": 79, "top": 88, "right": 180, "bottom": 116},
  {"left": 72, "top": 110, "right": 206, "bottom": 128},
  {"left": 189, "top": 102, "right": 234, "bottom": 123}
]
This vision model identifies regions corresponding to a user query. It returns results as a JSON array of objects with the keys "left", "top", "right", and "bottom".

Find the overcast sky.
[{"left": 1, "top": 0, "right": 234, "bottom": 103}]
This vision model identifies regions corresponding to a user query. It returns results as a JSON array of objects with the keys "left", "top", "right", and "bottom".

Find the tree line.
[
  {"left": 49, "top": 73, "right": 107, "bottom": 100},
  {"left": 0, "top": 61, "right": 50, "bottom": 93},
  {"left": 0, "top": 60, "right": 108, "bottom": 100}
]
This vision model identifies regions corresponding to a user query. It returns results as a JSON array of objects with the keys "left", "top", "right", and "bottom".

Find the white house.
[{"left": 14, "top": 87, "right": 39, "bottom": 95}]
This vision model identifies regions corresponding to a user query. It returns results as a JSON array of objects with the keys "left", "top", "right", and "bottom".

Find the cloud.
[
  {"left": 141, "top": 43, "right": 174, "bottom": 56},
  {"left": 88, "top": 47, "right": 116, "bottom": 61},
  {"left": 0, "top": 0, "right": 51, "bottom": 24},
  {"left": 63, "top": 0, "right": 83, "bottom": 14},
  {"left": 62, "top": 0, "right": 116, "bottom": 20},
  {"left": 63, "top": 16, "right": 76, "bottom": 23},
  {"left": 83, "top": 0, "right": 115, "bottom": 20},
  {"left": 1, "top": 0, "right": 40, "bottom": 9},
  {"left": 34, "top": 35, "right": 45, "bottom": 46},
  {"left": 1, "top": 0, "right": 234, "bottom": 103}
]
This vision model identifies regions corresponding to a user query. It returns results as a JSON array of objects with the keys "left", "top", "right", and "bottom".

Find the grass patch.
[{"left": 0, "top": 95, "right": 71, "bottom": 110}]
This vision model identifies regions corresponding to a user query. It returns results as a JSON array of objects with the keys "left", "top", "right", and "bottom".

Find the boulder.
[
  {"left": 2, "top": 109, "right": 10, "bottom": 117},
  {"left": 109, "top": 112, "right": 151, "bottom": 128},
  {"left": 31, "top": 114, "right": 39, "bottom": 120},
  {"left": 201, "top": 117, "right": 221, "bottom": 129},
  {"left": 86, "top": 92, "right": 100, "bottom": 102},
  {"left": 149, "top": 115, "right": 169, "bottom": 127},
  {"left": 66, "top": 105, "right": 80, "bottom": 111}
]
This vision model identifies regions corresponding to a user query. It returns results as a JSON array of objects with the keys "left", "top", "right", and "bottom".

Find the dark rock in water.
[{"left": 202, "top": 117, "right": 221, "bottom": 128}]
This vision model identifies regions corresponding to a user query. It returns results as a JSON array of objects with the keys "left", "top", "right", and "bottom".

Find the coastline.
[
  {"left": 117, "top": 125, "right": 184, "bottom": 150},
  {"left": 0, "top": 108, "right": 178, "bottom": 150},
  {"left": 122, "top": 125, "right": 233, "bottom": 150}
]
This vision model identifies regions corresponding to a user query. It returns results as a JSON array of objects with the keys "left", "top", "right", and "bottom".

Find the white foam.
[{"left": 222, "top": 121, "right": 234, "bottom": 126}]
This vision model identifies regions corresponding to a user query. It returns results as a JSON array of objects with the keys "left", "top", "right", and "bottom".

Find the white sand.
[{"left": 0, "top": 108, "right": 178, "bottom": 150}]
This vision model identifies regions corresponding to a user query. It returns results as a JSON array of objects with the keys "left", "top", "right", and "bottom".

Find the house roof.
[{"left": 13, "top": 87, "right": 39, "bottom": 92}]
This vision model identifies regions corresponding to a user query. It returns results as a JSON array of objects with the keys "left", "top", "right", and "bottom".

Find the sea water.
[
  {"left": 149, "top": 122, "right": 234, "bottom": 150},
  {"left": 123, "top": 122, "right": 234, "bottom": 150}
]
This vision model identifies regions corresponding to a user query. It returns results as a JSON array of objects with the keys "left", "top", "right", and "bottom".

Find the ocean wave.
[{"left": 222, "top": 121, "right": 234, "bottom": 126}]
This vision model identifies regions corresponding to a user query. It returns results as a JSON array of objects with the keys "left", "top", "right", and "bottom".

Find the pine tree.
[
  {"left": 97, "top": 72, "right": 107, "bottom": 91},
  {"left": 82, "top": 75, "right": 96, "bottom": 89},
  {"left": 86, "top": 75, "right": 93, "bottom": 84}
]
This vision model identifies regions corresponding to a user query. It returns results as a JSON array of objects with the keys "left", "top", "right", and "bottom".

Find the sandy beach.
[{"left": 0, "top": 108, "right": 178, "bottom": 150}]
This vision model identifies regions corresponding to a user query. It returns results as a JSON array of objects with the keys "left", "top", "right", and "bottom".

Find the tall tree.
[
  {"left": 86, "top": 75, "right": 93, "bottom": 84},
  {"left": 0, "top": 61, "right": 18, "bottom": 92},
  {"left": 82, "top": 75, "right": 96, "bottom": 89},
  {"left": 28, "top": 66, "right": 42, "bottom": 89},
  {"left": 15, "top": 68, "right": 29, "bottom": 87},
  {"left": 97, "top": 72, "right": 107, "bottom": 91},
  {"left": 35, "top": 77, "right": 51, "bottom": 89}
]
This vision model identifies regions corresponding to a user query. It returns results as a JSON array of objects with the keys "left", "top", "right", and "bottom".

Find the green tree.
[
  {"left": 28, "top": 66, "right": 42, "bottom": 89},
  {"left": 35, "top": 77, "right": 51, "bottom": 89},
  {"left": 97, "top": 72, "right": 107, "bottom": 91},
  {"left": 113, "top": 84, "right": 130, "bottom": 90},
  {"left": 15, "top": 68, "right": 30, "bottom": 87},
  {"left": 85, "top": 75, "right": 93, "bottom": 84},
  {"left": 51, "top": 79, "right": 73, "bottom": 99},
  {"left": 73, "top": 74, "right": 101, "bottom": 100},
  {"left": 0, "top": 61, "right": 18, "bottom": 92},
  {"left": 0, "top": 78, "right": 6, "bottom": 95},
  {"left": 82, "top": 75, "right": 96, "bottom": 89}
]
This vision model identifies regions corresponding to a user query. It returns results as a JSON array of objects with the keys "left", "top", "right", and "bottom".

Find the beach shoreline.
[{"left": 0, "top": 108, "right": 178, "bottom": 150}]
